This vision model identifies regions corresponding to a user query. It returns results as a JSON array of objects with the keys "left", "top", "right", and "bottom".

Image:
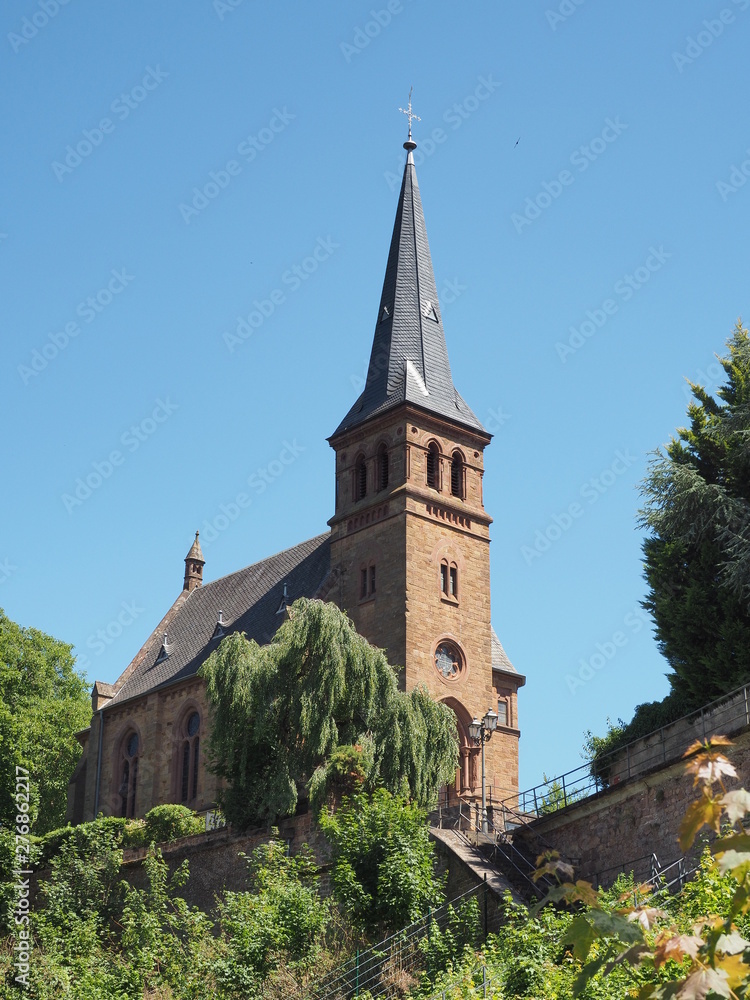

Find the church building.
[{"left": 67, "top": 122, "right": 525, "bottom": 826}]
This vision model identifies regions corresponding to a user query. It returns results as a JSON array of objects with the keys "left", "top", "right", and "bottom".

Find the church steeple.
[
  {"left": 332, "top": 122, "right": 485, "bottom": 440},
  {"left": 183, "top": 531, "right": 204, "bottom": 592}
]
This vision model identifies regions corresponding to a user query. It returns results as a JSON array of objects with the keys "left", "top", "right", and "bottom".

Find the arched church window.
[
  {"left": 451, "top": 451, "right": 464, "bottom": 499},
  {"left": 426, "top": 442, "right": 440, "bottom": 490},
  {"left": 377, "top": 444, "right": 389, "bottom": 491},
  {"left": 180, "top": 710, "right": 201, "bottom": 804},
  {"left": 119, "top": 730, "right": 139, "bottom": 818},
  {"left": 440, "top": 561, "right": 459, "bottom": 600},
  {"left": 354, "top": 455, "right": 367, "bottom": 501},
  {"left": 497, "top": 698, "right": 509, "bottom": 728}
]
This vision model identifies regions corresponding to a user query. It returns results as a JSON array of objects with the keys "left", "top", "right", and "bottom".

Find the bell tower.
[{"left": 327, "top": 118, "right": 521, "bottom": 801}]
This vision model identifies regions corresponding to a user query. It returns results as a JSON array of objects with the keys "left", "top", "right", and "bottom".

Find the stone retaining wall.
[
  {"left": 119, "top": 811, "right": 328, "bottom": 914},
  {"left": 607, "top": 687, "right": 750, "bottom": 785},
  {"left": 515, "top": 727, "right": 750, "bottom": 887}
]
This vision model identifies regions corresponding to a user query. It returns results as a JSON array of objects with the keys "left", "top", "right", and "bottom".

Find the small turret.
[{"left": 183, "top": 531, "right": 205, "bottom": 592}]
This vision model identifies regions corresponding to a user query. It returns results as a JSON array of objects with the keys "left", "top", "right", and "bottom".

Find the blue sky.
[{"left": 2, "top": 0, "right": 749, "bottom": 793}]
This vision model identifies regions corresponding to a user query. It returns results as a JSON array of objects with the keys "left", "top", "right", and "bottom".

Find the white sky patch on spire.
[{"left": 405, "top": 358, "right": 430, "bottom": 396}]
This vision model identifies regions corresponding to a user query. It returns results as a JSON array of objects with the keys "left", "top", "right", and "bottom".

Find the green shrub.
[
  {"left": 121, "top": 818, "right": 146, "bottom": 849},
  {"left": 37, "top": 817, "right": 130, "bottom": 866},
  {"left": 215, "top": 839, "right": 329, "bottom": 999},
  {"left": 584, "top": 689, "right": 696, "bottom": 784},
  {"left": 320, "top": 788, "right": 443, "bottom": 938},
  {"left": 418, "top": 896, "right": 481, "bottom": 980},
  {"left": 35, "top": 808, "right": 201, "bottom": 873},
  {"left": 309, "top": 742, "right": 371, "bottom": 813},
  {"left": 36, "top": 819, "right": 126, "bottom": 939},
  {"left": 142, "top": 804, "right": 203, "bottom": 844}
]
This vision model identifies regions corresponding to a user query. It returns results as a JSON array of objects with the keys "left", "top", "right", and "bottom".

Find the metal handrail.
[
  {"left": 502, "top": 678, "right": 750, "bottom": 823},
  {"left": 307, "top": 881, "right": 483, "bottom": 1000}
]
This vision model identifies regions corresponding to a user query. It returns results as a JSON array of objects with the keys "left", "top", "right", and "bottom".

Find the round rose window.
[{"left": 434, "top": 641, "right": 462, "bottom": 680}]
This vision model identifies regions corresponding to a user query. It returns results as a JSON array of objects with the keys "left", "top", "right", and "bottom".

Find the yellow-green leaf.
[
  {"left": 679, "top": 793, "right": 723, "bottom": 851},
  {"left": 565, "top": 914, "right": 598, "bottom": 960}
]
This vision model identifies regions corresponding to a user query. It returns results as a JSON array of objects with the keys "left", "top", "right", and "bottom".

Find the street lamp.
[{"left": 469, "top": 708, "right": 498, "bottom": 833}]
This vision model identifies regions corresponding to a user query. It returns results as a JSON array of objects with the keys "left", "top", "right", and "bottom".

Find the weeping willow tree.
[
  {"left": 200, "top": 599, "right": 459, "bottom": 829},
  {"left": 639, "top": 321, "right": 750, "bottom": 709}
]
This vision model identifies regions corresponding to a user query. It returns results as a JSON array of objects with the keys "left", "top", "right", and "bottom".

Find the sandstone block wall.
[
  {"left": 329, "top": 406, "right": 520, "bottom": 799},
  {"left": 118, "top": 811, "right": 327, "bottom": 914},
  {"left": 514, "top": 727, "right": 750, "bottom": 888},
  {"left": 78, "top": 677, "right": 220, "bottom": 823}
]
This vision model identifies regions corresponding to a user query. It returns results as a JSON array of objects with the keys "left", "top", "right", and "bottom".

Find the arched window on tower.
[
  {"left": 118, "top": 731, "right": 140, "bottom": 818},
  {"left": 451, "top": 451, "right": 464, "bottom": 499},
  {"left": 179, "top": 711, "right": 201, "bottom": 804},
  {"left": 426, "top": 442, "right": 440, "bottom": 490},
  {"left": 354, "top": 454, "right": 367, "bottom": 501},
  {"left": 440, "top": 560, "right": 459, "bottom": 600},
  {"left": 377, "top": 443, "right": 389, "bottom": 491}
]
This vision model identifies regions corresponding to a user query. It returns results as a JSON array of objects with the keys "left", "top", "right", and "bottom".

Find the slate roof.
[
  {"left": 491, "top": 627, "right": 524, "bottom": 683},
  {"left": 332, "top": 145, "right": 486, "bottom": 438},
  {"left": 107, "top": 533, "right": 331, "bottom": 707}
]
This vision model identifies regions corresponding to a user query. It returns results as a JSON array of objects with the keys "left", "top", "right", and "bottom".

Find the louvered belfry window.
[
  {"left": 377, "top": 444, "right": 389, "bottom": 491},
  {"left": 355, "top": 456, "right": 367, "bottom": 501},
  {"left": 426, "top": 443, "right": 439, "bottom": 490},
  {"left": 451, "top": 452, "right": 463, "bottom": 498}
]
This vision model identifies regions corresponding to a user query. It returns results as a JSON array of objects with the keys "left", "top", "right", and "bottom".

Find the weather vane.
[{"left": 399, "top": 87, "right": 421, "bottom": 141}]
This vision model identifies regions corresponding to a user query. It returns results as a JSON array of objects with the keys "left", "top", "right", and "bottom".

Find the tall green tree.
[
  {"left": 639, "top": 322, "right": 750, "bottom": 708},
  {"left": 200, "top": 598, "right": 458, "bottom": 828},
  {"left": 0, "top": 609, "right": 90, "bottom": 834}
]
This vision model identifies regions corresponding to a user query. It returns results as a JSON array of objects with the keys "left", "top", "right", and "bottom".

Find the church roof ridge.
[
  {"left": 191, "top": 530, "right": 331, "bottom": 590},
  {"left": 331, "top": 129, "right": 485, "bottom": 439}
]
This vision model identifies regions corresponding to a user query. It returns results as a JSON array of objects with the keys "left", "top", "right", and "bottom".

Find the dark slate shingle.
[
  {"left": 332, "top": 148, "right": 486, "bottom": 439},
  {"left": 107, "top": 533, "right": 331, "bottom": 707}
]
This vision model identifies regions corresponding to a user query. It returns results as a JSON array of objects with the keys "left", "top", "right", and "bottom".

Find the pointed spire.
[
  {"left": 332, "top": 107, "right": 485, "bottom": 439},
  {"left": 183, "top": 531, "right": 205, "bottom": 592}
]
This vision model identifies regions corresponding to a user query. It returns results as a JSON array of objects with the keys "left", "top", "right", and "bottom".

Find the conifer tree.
[
  {"left": 639, "top": 322, "right": 750, "bottom": 708},
  {"left": 200, "top": 599, "right": 458, "bottom": 828}
]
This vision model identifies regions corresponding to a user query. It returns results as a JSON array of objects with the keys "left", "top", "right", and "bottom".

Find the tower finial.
[{"left": 399, "top": 87, "right": 420, "bottom": 150}]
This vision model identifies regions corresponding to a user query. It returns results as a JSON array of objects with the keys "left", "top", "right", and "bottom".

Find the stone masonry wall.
[
  {"left": 118, "top": 811, "right": 327, "bottom": 915},
  {"left": 80, "top": 678, "right": 221, "bottom": 823},
  {"left": 514, "top": 727, "right": 750, "bottom": 887}
]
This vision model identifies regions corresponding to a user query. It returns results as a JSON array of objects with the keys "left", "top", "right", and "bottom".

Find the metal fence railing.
[
  {"left": 305, "top": 881, "right": 486, "bottom": 1000},
  {"left": 589, "top": 850, "right": 694, "bottom": 894},
  {"left": 500, "top": 679, "right": 750, "bottom": 824}
]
